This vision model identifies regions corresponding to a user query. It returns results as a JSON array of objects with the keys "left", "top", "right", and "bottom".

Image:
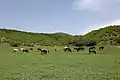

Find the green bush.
[
  {"left": 27, "top": 44, "right": 34, "bottom": 47},
  {"left": 10, "top": 42, "right": 21, "bottom": 47},
  {"left": 116, "top": 36, "right": 120, "bottom": 43}
]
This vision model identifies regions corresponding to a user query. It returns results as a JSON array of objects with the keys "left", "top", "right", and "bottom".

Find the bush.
[
  {"left": 86, "top": 40, "right": 97, "bottom": 47},
  {"left": 10, "top": 43, "right": 20, "bottom": 47},
  {"left": 116, "top": 36, "right": 120, "bottom": 43},
  {"left": 27, "top": 44, "right": 34, "bottom": 47},
  {"left": 70, "top": 39, "right": 95, "bottom": 47}
]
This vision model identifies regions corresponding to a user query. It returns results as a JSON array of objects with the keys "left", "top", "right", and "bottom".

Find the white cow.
[
  {"left": 64, "top": 47, "right": 68, "bottom": 49},
  {"left": 13, "top": 48, "right": 19, "bottom": 53},
  {"left": 20, "top": 48, "right": 24, "bottom": 51}
]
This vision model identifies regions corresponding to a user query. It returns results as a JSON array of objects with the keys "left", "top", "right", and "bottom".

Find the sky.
[{"left": 0, "top": 0, "right": 120, "bottom": 35}]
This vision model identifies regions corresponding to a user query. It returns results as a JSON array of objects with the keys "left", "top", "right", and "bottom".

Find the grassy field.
[{"left": 0, "top": 44, "right": 120, "bottom": 80}]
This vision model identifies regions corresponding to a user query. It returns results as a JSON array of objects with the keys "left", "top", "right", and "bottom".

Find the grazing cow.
[
  {"left": 40, "top": 49, "right": 49, "bottom": 55},
  {"left": 20, "top": 48, "right": 29, "bottom": 53},
  {"left": 63, "top": 47, "right": 72, "bottom": 52},
  {"left": 89, "top": 46, "right": 96, "bottom": 49},
  {"left": 80, "top": 47, "right": 85, "bottom": 51},
  {"left": 22, "top": 49, "right": 29, "bottom": 53},
  {"left": 20, "top": 48, "right": 27, "bottom": 52},
  {"left": 55, "top": 49, "right": 57, "bottom": 52},
  {"left": 13, "top": 48, "right": 19, "bottom": 53},
  {"left": 99, "top": 47, "right": 104, "bottom": 50},
  {"left": 29, "top": 48, "right": 33, "bottom": 50},
  {"left": 64, "top": 47, "right": 68, "bottom": 48},
  {"left": 74, "top": 47, "right": 85, "bottom": 52},
  {"left": 74, "top": 47, "right": 78, "bottom": 51},
  {"left": 37, "top": 48, "right": 41, "bottom": 51},
  {"left": 20, "top": 48, "right": 24, "bottom": 51},
  {"left": 89, "top": 47, "right": 96, "bottom": 54}
]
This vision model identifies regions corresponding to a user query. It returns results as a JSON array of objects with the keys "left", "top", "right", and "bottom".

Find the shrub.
[
  {"left": 86, "top": 40, "right": 97, "bottom": 47},
  {"left": 116, "top": 36, "right": 120, "bottom": 43},
  {"left": 27, "top": 44, "right": 34, "bottom": 47},
  {"left": 10, "top": 42, "right": 21, "bottom": 47}
]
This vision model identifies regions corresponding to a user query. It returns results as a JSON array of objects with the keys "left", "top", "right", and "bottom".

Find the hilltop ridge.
[{"left": 0, "top": 25, "right": 120, "bottom": 46}]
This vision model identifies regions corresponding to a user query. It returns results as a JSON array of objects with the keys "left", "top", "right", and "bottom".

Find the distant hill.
[
  {"left": 0, "top": 28, "right": 82, "bottom": 46},
  {"left": 0, "top": 25, "right": 120, "bottom": 46},
  {"left": 84, "top": 25, "right": 120, "bottom": 45}
]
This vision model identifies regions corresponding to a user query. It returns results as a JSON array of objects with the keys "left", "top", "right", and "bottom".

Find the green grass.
[{"left": 0, "top": 44, "right": 120, "bottom": 80}]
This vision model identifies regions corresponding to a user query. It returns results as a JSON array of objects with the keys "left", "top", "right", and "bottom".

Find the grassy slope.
[
  {"left": 1, "top": 26, "right": 120, "bottom": 46},
  {"left": 0, "top": 29, "right": 79, "bottom": 46},
  {"left": 84, "top": 26, "right": 120, "bottom": 44},
  {"left": 0, "top": 44, "right": 120, "bottom": 80}
]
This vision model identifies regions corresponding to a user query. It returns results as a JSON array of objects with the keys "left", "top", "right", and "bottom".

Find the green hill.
[
  {"left": 0, "top": 25, "right": 120, "bottom": 46},
  {"left": 0, "top": 28, "right": 82, "bottom": 46},
  {"left": 84, "top": 25, "right": 120, "bottom": 45}
]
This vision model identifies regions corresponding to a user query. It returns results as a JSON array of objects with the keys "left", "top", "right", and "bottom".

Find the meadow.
[{"left": 0, "top": 44, "right": 120, "bottom": 80}]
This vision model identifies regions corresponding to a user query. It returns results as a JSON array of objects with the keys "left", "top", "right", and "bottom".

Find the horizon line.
[
  {"left": 0, "top": 26, "right": 113, "bottom": 35},
  {"left": 0, "top": 27, "right": 86, "bottom": 35}
]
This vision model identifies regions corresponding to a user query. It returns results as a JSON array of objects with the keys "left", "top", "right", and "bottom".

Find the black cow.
[
  {"left": 37, "top": 48, "right": 41, "bottom": 51},
  {"left": 74, "top": 47, "right": 85, "bottom": 52},
  {"left": 40, "top": 49, "right": 49, "bottom": 55},
  {"left": 23, "top": 49, "right": 29, "bottom": 53},
  {"left": 89, "top": 46, "right": 96, "bottom": 49},
  {"left": 55, "top": 49, "right": 57, "bottom": 52},
  {"left": 99, "top": 47, "right": 104, "bottom": 50},
  {"left": 29, "top": 48, "right": 33, "bottom": 50},
  {"left": 63, "top": 47, "right": 72, "bottom": 52},
  {"left": 89, "top": 47, "right": 96, "bottom": 54}
]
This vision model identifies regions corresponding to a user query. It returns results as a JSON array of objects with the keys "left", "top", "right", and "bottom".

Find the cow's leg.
[
  {"left": 41, "top": 52, "right": 44, "bottom": 55},
  {"left": 13, "top": 50, "right": 17, "bottom": 54},
  {"left": 13, "top": 50, "right": 14, "bottom": 53},
  {"left": 89, "top": 51, "right": 91, "bottom": 54},
  {"left": 41, "top": 52, "right": 43, "bottom": 55},
  {"left": 77, "top": 49, "right": 79, "bottom": 52},
  {"left": 94, "top": 51, "right": 96, "bottom": 54}
]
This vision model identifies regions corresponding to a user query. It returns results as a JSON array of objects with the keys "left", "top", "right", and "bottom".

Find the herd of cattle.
[
  {"left": 13, "top": 48, "right": 49, "bottom": 55},
  {"left": 13, "top": 46, "right": 104, "bottom": 55},
  {"left": 63, "top": 46, "right": 104, "bottom": 54}
]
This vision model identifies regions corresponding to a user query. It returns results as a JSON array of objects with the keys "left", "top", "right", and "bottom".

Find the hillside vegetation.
[
  {"left": 0, "top": 28, "right": 82, "bottom": 46},
  {"left": 0, "top": 25, "right": 120, "bottom": 46},
  {"left": 84, "top": 25, "right": 120, "bottom": 45}
]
